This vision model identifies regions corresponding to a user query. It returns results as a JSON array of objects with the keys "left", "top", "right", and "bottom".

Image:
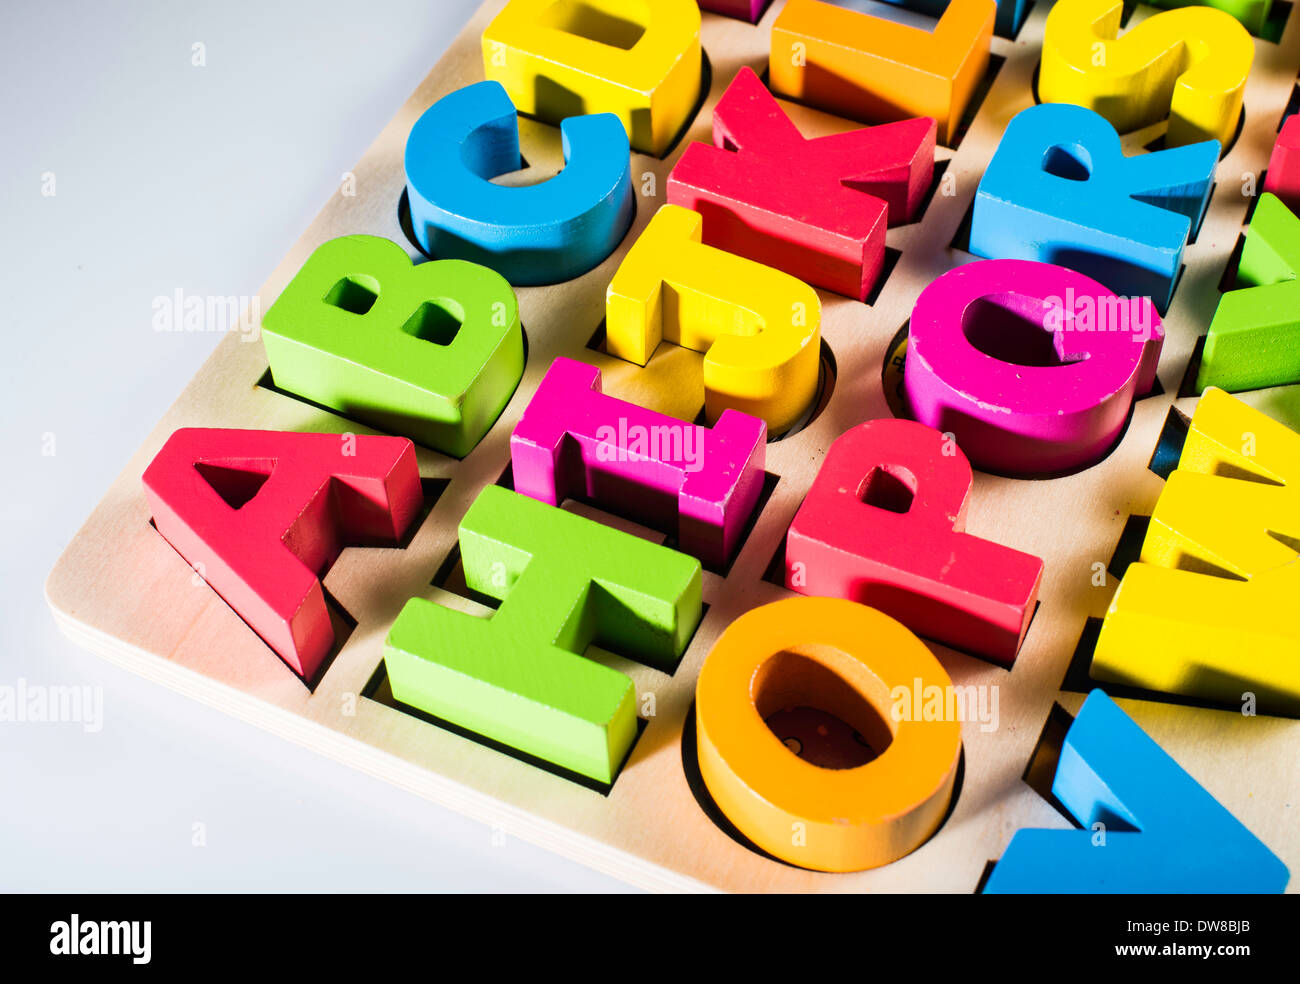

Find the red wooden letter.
[
  {"left": 785, "top": 418, "right": 1042, "bottom": 663},
  {"left": 1263, "top": 115, "right": 1300, "bottom": 215},
  {"left": 667, "top": 66, "right": 935, "bottom": 301},
  {"left": 142, "top": 428, "right": 423, "bottom": 679}
]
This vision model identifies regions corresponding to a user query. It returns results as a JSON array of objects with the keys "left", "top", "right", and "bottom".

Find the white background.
[{"left": 0, "top": 0, "right": 633, "bottom": 892}]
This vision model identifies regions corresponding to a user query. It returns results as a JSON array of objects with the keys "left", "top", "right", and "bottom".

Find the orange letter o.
[{"left": 695, "top": 596, "right": 961, "bottom": 872}]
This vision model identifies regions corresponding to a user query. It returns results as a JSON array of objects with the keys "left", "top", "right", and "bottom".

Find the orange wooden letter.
[
  {"left": 695, "top": 596, "right": 962, "bottom": 871},
  {"left": 769, "top": 0, "right": 995, "bottom": 145}
]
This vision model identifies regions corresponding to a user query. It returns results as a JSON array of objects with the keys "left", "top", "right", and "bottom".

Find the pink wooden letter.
[
  {"left": 510, "top": 357, "right": 767, "bottom": 568},
  {"left": 904, "top": 259, "right": 1163, "bottom": 474},
  {"left": 698, "top": 0, "right": 771, "bottom": 21}
]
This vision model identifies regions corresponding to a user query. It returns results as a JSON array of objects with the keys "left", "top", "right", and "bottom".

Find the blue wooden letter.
[
  {"left": 404, "top": 80, "right": 635, "bottom": 286},
  {"left": 971, "top": 103, "right": 1218, "bottom": 312},
  {"left": 985, "top": 690, "right": 1288, "bottom": 893}
]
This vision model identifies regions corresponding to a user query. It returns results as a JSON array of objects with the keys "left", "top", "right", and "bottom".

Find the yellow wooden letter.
[
  {"left": 481, "top": 0, "right": 702, "bottom": 157},
  {"left": 605, "top": 204, "right": 822, "bottom": 434},
  {"left": 1093, "top": 388, "right": 1300, "bottom": 713},
  {"left": 1040, "top": 0, "right": 1252, "bottom": 147}
]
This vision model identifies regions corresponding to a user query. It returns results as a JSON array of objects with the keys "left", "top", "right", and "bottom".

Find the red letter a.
[{"left": 143, "top": 428, "right": 422, "bottom": 679}]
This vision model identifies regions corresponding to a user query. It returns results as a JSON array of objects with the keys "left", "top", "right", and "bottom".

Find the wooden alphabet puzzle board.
[{"left": 46, "top": 0, "right": 1300, "bottom": 891}]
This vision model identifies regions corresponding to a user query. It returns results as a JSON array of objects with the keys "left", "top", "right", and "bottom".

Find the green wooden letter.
[
  {"left": 1198, "top": 193, "right": 1300, "bottom": 393},
  {"left": 384, "top": 486, "right": 703, "bottom": 783},
  {"left": 262, "top": 235, "right": 524, "bottom": 457}
]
